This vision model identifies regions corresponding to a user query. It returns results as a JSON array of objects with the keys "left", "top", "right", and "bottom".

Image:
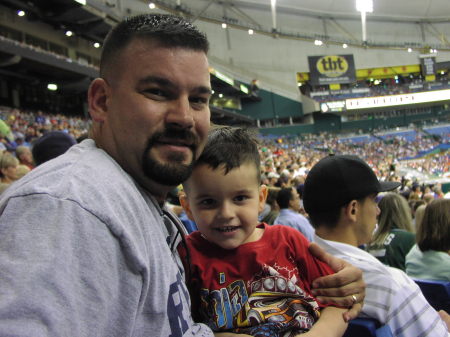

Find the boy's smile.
[{"left": 182, "top": 162, "right": 266, "bottom": 250}]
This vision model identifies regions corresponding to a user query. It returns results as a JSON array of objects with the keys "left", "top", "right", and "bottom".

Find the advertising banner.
[{"left": 308, "top": 55, "right": 356, "bottom": 85}]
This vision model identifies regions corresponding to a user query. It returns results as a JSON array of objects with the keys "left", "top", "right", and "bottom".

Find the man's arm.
[{"left": 308, "top": 242, "right": 365, "bottom": 322}]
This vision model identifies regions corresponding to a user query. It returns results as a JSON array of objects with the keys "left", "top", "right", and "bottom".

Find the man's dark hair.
[
  {"left": 194, "top": 125, "right": 261, "bottom": 183},
  {"left": 307, "top": 207, "right": 342, "bottom": 229},
  {"left": 100, "top": 14, "right": 209, "bottom": 78},
  {"left": 307, "top": 196, "right": 367, "bottom": 229},
  {"left": 276, "top": 187, "right": 294, "bottom": 209}
]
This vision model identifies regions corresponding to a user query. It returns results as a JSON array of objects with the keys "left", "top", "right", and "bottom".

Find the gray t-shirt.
[{"left": 0, "top": 139, "right": 213, "bottom": 337}]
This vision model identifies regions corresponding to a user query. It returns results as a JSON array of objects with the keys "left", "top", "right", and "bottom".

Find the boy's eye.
[
  {"left": 199, "top": 198, "right": 215, "bottom": 206},
  {"left": 234, "top": 195, "right": 249, "bottom": 202}
]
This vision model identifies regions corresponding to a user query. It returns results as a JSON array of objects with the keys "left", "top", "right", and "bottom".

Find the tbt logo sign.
[
  {"left": 316, "top": 55, "right": 349, "bottom": 77},
  {"left": 307, "top": 54, "right": 356, "bottom": 85}
]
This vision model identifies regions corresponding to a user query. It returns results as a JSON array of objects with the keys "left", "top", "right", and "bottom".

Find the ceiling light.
[
  {"left": 65, "top": 30, "right": 73, "bottom": 37},
  {"left": 149, "top": 3, "right": 156, "bottom": 9},
  {"left": 47, "top": 84, "right": 58, "bottom": 91},
  {"left": 314, "top": 40, "right": 323, "bottom": 46},
  {"left": 222, "top": 23, "right": 227, "bottom": 29},
  {"left": 17, "top": 10, "right": 25, "bottom": 16},
  {"left": 93, "top": 42, "right": 100, "bottom": 48},
  {"left": 248, "top": 29, "right": 254, "bottom": 35},
  {"left": 343, "top": 43, "right": 348, "bottom": 48},
  {"left": 211, "top": 90, "right": 215, "bottom": 94},
  {"left": 356, "top": 0, "right": 373, "bottom": 13},
  {"left": 219, "top": 93, "right": 223, "bottom": 98},
  {"left": 74, "top": 0, "right": 86, "bottom": 5}
]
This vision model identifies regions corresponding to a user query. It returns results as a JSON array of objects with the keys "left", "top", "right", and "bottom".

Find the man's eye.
[
  {"left": 190, "top": 97, "right": 209, "bottom": 106},
  {"left": 143, "top": 89, "right": 167, "bottom": 99}
]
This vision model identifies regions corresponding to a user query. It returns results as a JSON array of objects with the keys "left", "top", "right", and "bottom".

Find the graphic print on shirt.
[
  {"left": 167, "top": 272, "right": 191, "bottom": 337},
  {"left": 199, "top": 265, "right": 320, "bottom": 337}
]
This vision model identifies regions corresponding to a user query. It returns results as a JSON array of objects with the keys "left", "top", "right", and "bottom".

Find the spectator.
[
  {"left": 179, "top": 126, "right": 350, "bottom": 336},
  {"left": 31, "top": 131, "right": 77, "bottom": 166},
  {"left": 15, "top": 145, "right": 34, "bottom": 169},
  {"left": 304, "top": 154, "right": 449, "bottom": 337},
  {"left": 259, "top": 186, "right": 280, "bottom": 225},
  {"left": 274, "top": 186, "right": 315, "bottom": 241},
  {"left": 0, "top": 13, "right": 214, "bottom": 336},
  {"left": 366, "top": 192, "right": 415, "bottom": 271},
  {"left": 0, "top": 152, "right": 19, "bottom": 185},
  {"left": 406, "top": 199, "right": 450, "bottom": 281}
]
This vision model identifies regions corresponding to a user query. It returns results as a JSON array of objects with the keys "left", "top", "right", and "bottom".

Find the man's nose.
[{"left": 166, "top": 96, "right": 194, "bottom": 129}]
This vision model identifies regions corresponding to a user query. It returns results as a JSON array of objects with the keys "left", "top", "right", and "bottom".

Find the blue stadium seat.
[
  {"left": 414, "top": 279, "right": 450, "bottom": 312},
  {"left": 343, "top": 318, "right": 393, "bottom": 337}
]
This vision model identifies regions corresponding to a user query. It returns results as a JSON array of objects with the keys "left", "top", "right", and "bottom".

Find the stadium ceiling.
[
  {"left": 1, "top": 0, "right": 119, "bottom": 44},
  {"left": 141, "top": 0, "right": 450, "bottom": 50}
]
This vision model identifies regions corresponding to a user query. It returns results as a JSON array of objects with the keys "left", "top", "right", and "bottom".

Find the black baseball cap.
[{"left": 303, "top": 155, "right": 400, "bottom": 214}]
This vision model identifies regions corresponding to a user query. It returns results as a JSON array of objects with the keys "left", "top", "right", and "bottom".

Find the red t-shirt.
[{"left": 179, "top": 223, "right": 335, "bottom": 337}]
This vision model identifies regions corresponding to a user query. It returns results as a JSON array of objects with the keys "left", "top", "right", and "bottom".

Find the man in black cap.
[{"left": 303, "top": 154, "right": 450, "bottom": 336}]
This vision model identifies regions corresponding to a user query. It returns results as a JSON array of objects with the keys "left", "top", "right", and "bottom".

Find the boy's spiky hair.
[{"left": 195, "top": 125, "right": 261, "bottom": 182}]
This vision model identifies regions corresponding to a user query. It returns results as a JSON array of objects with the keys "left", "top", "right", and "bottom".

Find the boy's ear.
[
  {"left": 258, "top": 184, "right": 268, "bottom": 213},
  {"left": 179, "top": 192, "right": 195, "bottom": 221},
  {"left": 88, "top": 78, "right": 109, "bottom": 123}
]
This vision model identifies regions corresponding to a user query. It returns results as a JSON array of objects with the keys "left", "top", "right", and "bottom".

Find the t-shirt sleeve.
[
  {"left": 0, "top": 194, "right": 142, "bottom": 336},
  {"left": 282, "top": 227, "right": 336, "bottom": 304}
]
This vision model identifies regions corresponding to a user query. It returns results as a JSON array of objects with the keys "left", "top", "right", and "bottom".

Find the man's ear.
[
  {"left": 345, "top": 200, "right": 358, "bottom": 221},
  {"left": 179, "top": 192, "right": 195, "bottom": 221},
  {"left": 258, "top": 184, "right": 268, "bottom": 213},
  {"left": 88, "top": 78, "right": 109, "bottom": 123}
]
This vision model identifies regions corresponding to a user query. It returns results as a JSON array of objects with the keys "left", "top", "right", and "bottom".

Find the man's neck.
[{"left": 315, "top": 224, "right": 359, "bottom": 247}]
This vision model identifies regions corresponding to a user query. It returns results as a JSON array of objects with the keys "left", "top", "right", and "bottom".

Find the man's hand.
[
  {"left": 309, "top": 242, "right": 366, "bottom": 322},
  {"left": 438, "top": 310, "right": 450, "bottom": 331}
]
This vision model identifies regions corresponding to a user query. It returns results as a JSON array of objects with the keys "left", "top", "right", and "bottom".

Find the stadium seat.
[
  {"left": 343, "top": 318, "right": 393, "bottom": 337},
  {"left": 414, "top": 279, "right": 450, "bottom": 312}
]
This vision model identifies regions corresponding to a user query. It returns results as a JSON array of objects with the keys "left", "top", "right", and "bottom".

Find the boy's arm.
[
  {"left": 308, "top": 242, "right": 365, "bottom": 321},
  {"left": 214, "top": 333, "right": 252, "bottom": 337},
  {"left": 299, "top": 307, "right": 348, "bottom": 337}
]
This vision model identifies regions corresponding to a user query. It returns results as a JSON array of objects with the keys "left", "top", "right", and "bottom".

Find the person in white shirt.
[{"left": 303, "top": 154, "right": 450, "bottom": 337}]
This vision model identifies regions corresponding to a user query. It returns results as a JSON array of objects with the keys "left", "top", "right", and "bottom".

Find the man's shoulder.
[{"left": 0, "top": 140, "right": 147, "bottom": 217}]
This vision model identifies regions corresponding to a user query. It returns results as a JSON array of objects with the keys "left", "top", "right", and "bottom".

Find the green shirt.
[{"left": 367, "top": 229, "right": 416, "bottom": 271}]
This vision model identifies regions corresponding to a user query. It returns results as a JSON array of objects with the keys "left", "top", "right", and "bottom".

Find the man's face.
[
  {"left": 96, "top": 39, "right": 211, "bottom": 196},
  {"left": 289, "top": 188, "right": 301, "bottom": 212},
  {"left": 356, "top": 193, "right": 380, "bottom": 245}
]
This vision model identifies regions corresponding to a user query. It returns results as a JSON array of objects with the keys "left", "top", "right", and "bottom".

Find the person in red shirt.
[{"left": 178, "top": 126, "right": 358, "bottom": 337}]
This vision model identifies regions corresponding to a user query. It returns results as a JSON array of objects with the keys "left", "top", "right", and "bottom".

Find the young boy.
[{"left": 178, "top": 126, "right": 348, "bottom": 337}]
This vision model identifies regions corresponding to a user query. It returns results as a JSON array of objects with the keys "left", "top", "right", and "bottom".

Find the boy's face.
[
  {"left": 181, "top": 162, "right": 267, "bottom": 250},
  {"left": 355, "top": 193, "right": 380, "bottom": 245}
]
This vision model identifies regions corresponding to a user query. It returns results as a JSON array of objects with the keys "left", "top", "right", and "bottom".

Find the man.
[
  {"left": 0, "top": 14, "right": 363, "bottom": 337},
  {"left": 274, "top": 186, "right": 315, "bottom": 241},
  {"left": 303, "top": 154, "right": 450, "bottom": 336}
]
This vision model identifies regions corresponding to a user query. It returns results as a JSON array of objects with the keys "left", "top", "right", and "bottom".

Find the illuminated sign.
[
  {"left": 214, "top": 70, "right": 234, "bottom": 86},
  {"left": 308, "top": 55, "right": 356, "bottom": 85},
  {"left": 321, "top": 101, "right": 346, "bottom": 112},
  {"left": 346, "top": 89, "right": 450, "bottom": 110},
  {"left": 240, "top": 84, "right": 249, "bottom": 94},
  {"left": 316, "top": 55, "right": 349, "bottom": 77}
]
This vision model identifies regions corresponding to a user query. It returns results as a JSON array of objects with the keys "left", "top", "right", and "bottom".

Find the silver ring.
[{"left": 351, "top": 294, "right": 357, "bottom": 304}]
